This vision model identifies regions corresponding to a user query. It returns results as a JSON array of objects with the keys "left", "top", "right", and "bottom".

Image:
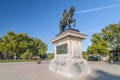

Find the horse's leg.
[
  {"left": 62, "top": 26, "right": 65, "bottom": 31},
  {"left": 60, "top": 27, "right": 62, "bottom": 33},
  {"left": 73, "top": 19, "right": 76, "bottom": 27},
  {"left": 60, "top": 25, "right": 62, "bottom": 33},
  {"left": 60, "top": 24, "right": 64, "bottom": 33},
  {"left": 67, "top": 20, "right": 70, "bottom": 28}
]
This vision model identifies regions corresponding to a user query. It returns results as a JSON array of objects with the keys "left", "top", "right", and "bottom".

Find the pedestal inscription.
[{"left": 56, "top": 43, "right": 67, "bottom": 54}]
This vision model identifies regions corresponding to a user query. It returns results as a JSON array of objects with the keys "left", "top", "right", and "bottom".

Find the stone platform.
[
  {"left": 49, "top": 58, "right": 90, "bottom": 77},
  {"left": 49, "top": 28, "right": 90, "bottom": 77}
]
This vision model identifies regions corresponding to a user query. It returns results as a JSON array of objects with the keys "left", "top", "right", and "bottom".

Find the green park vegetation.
[
  {"left": 0, "top": 31, "right": 48, "bottom": 62},
  {"left": 47, "top": 53, "right": 54, "bottom": 59},
  {"left": 82, "top": 51, "right": 88, "bottom": 60},
  {"left": 87, "top": 22, "right": 120, "bottom": 61},
  {"left": 0, "top": 60, "right": 33, "bottom": 63}
]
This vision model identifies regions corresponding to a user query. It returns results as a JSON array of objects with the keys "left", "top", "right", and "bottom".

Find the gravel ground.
[{"left": 0, "top": 61, "right": 120, "bottom": 80}]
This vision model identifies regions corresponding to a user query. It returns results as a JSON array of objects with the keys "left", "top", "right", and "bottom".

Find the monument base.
[
  {"left": 49, "top": 58, "right": 90, "bottom": 77},
  {"left": 49, "top": 28, "right": 90, "bottom": 77}
]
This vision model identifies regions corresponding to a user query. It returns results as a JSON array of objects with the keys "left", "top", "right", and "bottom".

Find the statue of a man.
[
  {"left": 61, "top": 9, "right": 67, "bottom": 23},
  {"left": 59, "top": 6, "right": 76, "bottom": 33}
]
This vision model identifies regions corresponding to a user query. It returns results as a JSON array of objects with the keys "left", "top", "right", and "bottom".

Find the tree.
[
  {"left": 87, "top": 22, "right": 120, "bottom": 59},
  {"left": 47, "top": 53, "right": 54, "bottom": 59},
  {"left": 0, "top": 35, "right": 11, "bottom": 60},
  {"left": 21, "top": 49, "right": 32, "bottom": 60},
  {"left": 87, "top": 33, "right": 108, "bottom": 59},
  {"left": 101, "top": 23, "right": 120, "bottom": 50},
  {"left": 0, "top": 31, "right": 48, "bottom": 60},
  {"left": 82, "top": 51, "right": 88, "bottom": 60}
]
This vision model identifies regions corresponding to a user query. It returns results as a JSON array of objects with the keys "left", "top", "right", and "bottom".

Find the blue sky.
[{"left": 0, "top": 0, "right": 120, "bottom": 52}]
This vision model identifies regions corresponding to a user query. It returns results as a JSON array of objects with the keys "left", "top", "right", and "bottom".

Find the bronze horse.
[{"left": 60, "top": 6, "right": 76, "bottom": 33}]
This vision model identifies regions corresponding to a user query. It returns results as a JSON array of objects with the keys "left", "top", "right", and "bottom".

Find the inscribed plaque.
[{"left": 56, "top": 43, "right": 67, "bottom": 54}]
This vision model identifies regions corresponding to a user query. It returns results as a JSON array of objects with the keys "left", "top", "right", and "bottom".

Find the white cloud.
[{"left": 77, "top": 4, "right": 120, "bottom": 14}]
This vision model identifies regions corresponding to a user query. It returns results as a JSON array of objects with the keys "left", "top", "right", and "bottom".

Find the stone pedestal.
[{"left": 49, "top": 28, "right": 90, "bottom": 77}]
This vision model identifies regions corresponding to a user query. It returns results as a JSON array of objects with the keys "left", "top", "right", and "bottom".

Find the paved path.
[{"left": 0, "top": 61, "right": 120, "bottom": 80}]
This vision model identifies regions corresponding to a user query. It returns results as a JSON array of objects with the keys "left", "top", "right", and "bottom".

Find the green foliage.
[
  {"left": 0, "top": 60, "right": 33, "bottom": 63},
  {"left": 87, "top": 33, "right": 108, "bottom": 56},
  {"left": 101, "top": 23, "right": 120, "bottom": 50},
  {"left": 36, "top": 56, "right": 41, "bottom": 64},
  {"left": 82, "top": 51, "right": 88, "bottom": 60},
  {"left": 0, "top": 31, "right": 48, "bottom": 60},
  {"left": 87, "top": 22, "right": 120, "bottom": 57},
  {"left": 21, "top": 49, "right": 32, "bottom": 60},
  {"left": 47, "top": 53, "right": 54, "bottom": 59}
]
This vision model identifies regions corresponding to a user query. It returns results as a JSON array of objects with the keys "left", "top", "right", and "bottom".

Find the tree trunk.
[
  {"left": 4, "top": 53, "right": 6, "bottom": 60},
  {"left": 14, "top": 53, "right": 17, "bottom": 60},
  {"left": 100, "top": 55, "right": 102, "bottom": 62}
]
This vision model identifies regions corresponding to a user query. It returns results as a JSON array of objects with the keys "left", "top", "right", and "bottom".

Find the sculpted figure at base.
[{"left": 60, "top": 6, "right": 76, "bottom": 33}]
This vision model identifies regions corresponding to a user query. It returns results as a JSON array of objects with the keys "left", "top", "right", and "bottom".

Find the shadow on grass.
[{"left": 87, "top": 70, "right": 120, "bottom": 80}]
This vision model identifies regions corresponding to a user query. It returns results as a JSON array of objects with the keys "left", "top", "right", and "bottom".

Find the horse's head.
[{"left": 69, "top": 6, "right": 75, "bottom": 17}]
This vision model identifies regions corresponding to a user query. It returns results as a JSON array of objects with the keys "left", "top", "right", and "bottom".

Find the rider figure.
[
  {"left": 61, "top": 9, "right": 67, "bottom": 23},
  {"left": 59, "top": 6, "right": 75, "bottom": 33}
]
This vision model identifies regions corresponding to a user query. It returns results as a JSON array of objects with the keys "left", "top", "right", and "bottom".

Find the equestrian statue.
[{"left": 60, "top": 6, "right": 76, "bottom": 33}]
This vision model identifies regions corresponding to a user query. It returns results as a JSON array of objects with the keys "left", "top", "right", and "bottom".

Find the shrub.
[
  {"left": 47, "top": 53, "right": 54, "bottom": 59},
  {"left": 21, "top": 49, "right": 32, "bottom": 60},
  {"left": 36, "top": 56, "right": 41, "bottom": 64}
]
